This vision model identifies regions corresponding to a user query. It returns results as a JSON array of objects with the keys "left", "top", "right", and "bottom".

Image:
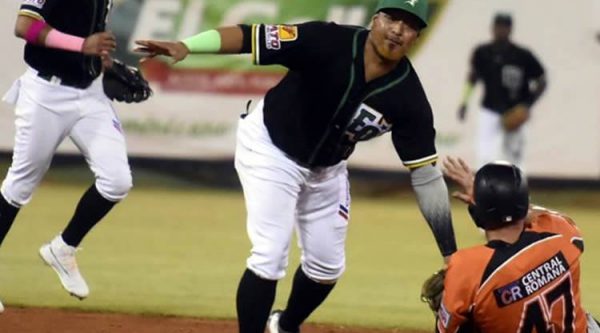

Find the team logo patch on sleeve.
[
  {"left": 265, "top": 25, "right": 281, "bottom": 50},
  {"left": 265, "top": 25, "right": 298, "bottom": 50},
  {"left": 278, "top": 25, "right": 298, "bottom": 42},
  {"left": 22, "top": 0, "right": 45, "bottom": 9}
]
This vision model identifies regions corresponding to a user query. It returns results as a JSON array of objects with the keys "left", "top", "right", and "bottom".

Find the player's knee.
[
  {"left": 302, "top": 258, "right": 345, "bottom": 281},
  {"left": 247, "top": 260, "right": 287, "bottom": 280},
  {"left": 1, "top": 180, "right": 33, "bottom": 207},
  {"left": 96, "top": 171, "right": 132, "bottom": 201},
  {"left": 247, "top": 245, "right": 289, "bottom": 280},
  {"left": 246, "top": 265, "right": 283, "bottom": 281}
]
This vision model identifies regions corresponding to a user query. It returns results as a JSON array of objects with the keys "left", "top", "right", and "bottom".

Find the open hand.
[
  {"left": 134, "top": 40, "right": 190, "bottom": 64},
  {"left": 442, "top": 156, "right": 474, "bottom": 204}
]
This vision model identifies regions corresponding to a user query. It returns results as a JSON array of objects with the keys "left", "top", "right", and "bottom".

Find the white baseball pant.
[
  {"left": 235, "top": 100, "right": 350, "bottom": 282},
  {"left": 1, "top": 68, "right": 132, "bottom": 206},
  {"left": 477, "top": 107, "right": 526, "bottom": 168}
]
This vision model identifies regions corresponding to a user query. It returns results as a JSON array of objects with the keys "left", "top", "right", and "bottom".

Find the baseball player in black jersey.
[
  {"left": 458, "top": 13, "right": 546, "bottom": 168},
  {"left": 136, "top": 0, "right": 457, "bottom": 332},
  {"left": 0, "top": 0, "right": 147, "bottom": 310}
]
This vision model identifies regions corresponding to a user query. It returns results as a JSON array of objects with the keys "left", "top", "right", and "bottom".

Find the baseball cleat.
[
  {"left": 588, "top": 313, "right": 600, "bottom": 333},
  {"left": 39, "top": 235, "right": 89, "bottom": 300},
  {"left": 0, "top": 298, "right": 4, "bottom": 313},
  {"left": 267, "top": 310, "right": 298, "bottom": 333}
]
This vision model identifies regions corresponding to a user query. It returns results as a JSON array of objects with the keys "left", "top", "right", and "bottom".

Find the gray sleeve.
[{"left": 411, "top": 164, "right": 457, "bottom": 257}]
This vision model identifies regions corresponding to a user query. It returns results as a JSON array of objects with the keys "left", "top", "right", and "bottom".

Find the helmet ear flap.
[{"left": 468, "top": 204, "right": 484, "bottom": 229}]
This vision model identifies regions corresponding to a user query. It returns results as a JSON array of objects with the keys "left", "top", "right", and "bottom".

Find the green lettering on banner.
[
  {"left": 110, "top": 0, "right": 447, "bottom": 94},
  {"left": 121, "top": 119, "right": 230, "bottom": 137}
]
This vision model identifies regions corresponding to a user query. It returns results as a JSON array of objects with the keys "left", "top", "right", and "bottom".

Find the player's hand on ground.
[
  {"left": 442, "top": 156, "right": 474, "bottom": 204},
  {"left": 82, "top": 31, "right": 116, "bottom": 56},
  {"left": 134, "top": 40, "right": 189, "bottom": 64},
  {"left": 457, "top": 104, "right": 467, "bottom": 121}
]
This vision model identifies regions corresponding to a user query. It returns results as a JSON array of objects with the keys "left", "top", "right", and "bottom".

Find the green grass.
[{"left": 0, "top": 166, "right": 598, "bottom": 330}]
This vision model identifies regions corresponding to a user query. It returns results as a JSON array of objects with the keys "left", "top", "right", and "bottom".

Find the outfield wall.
[{"left": 0, "top": 0, "right": 599, "bottom": 179}]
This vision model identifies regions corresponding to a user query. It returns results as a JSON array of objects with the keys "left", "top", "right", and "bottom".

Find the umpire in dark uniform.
[
  {"left": 457, "top": 13, "right": 547, "bottom": 168},
  {"left": 136, "top": 0, "right": 457, "bottom": 332}
]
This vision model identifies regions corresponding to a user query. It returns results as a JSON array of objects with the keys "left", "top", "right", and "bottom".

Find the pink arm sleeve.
[{"left": 44, "top": 29, "right": 85, "bottom": 52}]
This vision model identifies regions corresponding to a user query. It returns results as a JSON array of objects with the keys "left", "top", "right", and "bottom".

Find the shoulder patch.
[
  {"left": 279, "top": 25, "right": 298, "bottom": 42},
  {"left": 22, "top": 0, "right": 46, "bottom": 9},
  {"left": 265, "top": 25, "right": 281, "bottom": 50},
  {"left": 265, "top": 25, "right": 298, "bottom": 50}
]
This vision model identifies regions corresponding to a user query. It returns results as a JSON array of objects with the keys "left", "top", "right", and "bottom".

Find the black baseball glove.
[{"left": 103, "top": 59, "right": 152, "bottom": 103}]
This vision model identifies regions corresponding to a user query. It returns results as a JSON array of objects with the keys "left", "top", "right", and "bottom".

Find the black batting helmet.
[{"left": 468, "top": 162, "right": 529, "bottom": 230}]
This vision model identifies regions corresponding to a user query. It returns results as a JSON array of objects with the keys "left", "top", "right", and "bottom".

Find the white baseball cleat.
[
  {"left": 267, "top": 310, "right": 297, "bottom": 333},
  {"left": 588, "top": 313, "right": 600, "bottom": 333},
  {"left": 39, "top": 235, "right": 89, "bottom": 300},
  {"left": 0, "top": 298, "right": 4, "bottom": 313}
]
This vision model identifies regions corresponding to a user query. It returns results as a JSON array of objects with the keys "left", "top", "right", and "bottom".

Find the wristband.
[
  {"left": 461, "top": 82, "right": 474, "bottom": 105},
  {"left": 45, "top": 29, "right": 85, "bottom": 52},
  {"left": 25, "top": 20, "right": 47, "bottom": 44},
  {"left": 181, "top": 29, "right": 221, "bottom": 53}
]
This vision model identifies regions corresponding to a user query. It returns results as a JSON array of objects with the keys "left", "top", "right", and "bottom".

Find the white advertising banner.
[{"left": 0, "top": 0, "right": 599, "bottom": 178}]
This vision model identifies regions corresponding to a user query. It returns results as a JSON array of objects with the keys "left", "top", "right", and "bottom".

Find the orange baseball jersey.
[{"left": 437, "top": 207, "right": 586, "bottom": 333}]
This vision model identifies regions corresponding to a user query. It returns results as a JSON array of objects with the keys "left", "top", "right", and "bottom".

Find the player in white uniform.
[
  {"left": 0, "top": 0, "right": 134, "bottom": 310},
  {"left": 136, "top": 0, "right": 457, "bottom": 332}
]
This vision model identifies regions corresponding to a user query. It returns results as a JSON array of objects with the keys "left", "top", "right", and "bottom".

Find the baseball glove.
[
  {"left": 502, "top": 104, "right": 529, "bottom": 131},
  {"left": 421, "top": 268, "right": 446, "bottom": 314},
  {"left": 103, "top": 59, "right": 152, "bottom": 103}
]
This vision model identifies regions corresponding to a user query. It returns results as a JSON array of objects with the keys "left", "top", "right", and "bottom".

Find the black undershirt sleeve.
[{"left": 238, "top": 24, "right": 253, "bottom": 54}]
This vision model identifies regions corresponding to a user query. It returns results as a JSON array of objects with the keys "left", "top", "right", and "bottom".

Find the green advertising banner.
[
  {"left": 112, "top": 0, "right": 446, "bottom": 94},
  {"left": 4, "top": 0, "right": 596, "bottom": 177}
]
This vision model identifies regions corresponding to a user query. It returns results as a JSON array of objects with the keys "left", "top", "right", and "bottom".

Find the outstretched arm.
[
  {"left": 135, "top": 26, "right": 244, "bottom": 64},
  {"left": 410, "top": 164, "right": 457, "bottom": 263}
]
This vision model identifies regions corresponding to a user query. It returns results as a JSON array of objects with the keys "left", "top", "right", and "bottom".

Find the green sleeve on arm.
[
  {"left": 181, "top": 29, "right": 222, "bottom": 53},
  {"left": 460, "top": 82, "right": 474, "bottom": 106}
]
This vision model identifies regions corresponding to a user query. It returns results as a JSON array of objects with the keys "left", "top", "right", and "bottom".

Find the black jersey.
[
  {"left": 471, "top": 42, "right": 545, "bottom": 113},
  {"left": 19, "top": 0, "right": 112, "bottom": 88},
  {"left": 239, "top": 22, "right": 438, "bottom": 169}
]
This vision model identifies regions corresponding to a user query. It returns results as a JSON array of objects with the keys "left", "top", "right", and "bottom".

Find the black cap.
[{"left": 493, "top": 12, "right": 512, "bottom": 26}]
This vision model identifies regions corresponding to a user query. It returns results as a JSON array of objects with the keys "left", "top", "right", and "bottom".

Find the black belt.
[
  {"left": 284, "top": 152, "right": 314, "bottom": 169},
  {"left": 284, "top": 151, "right": 338, "bottom": 170},
  {"left": 37, "top": 72, "right": 92, "bottom": 89}
]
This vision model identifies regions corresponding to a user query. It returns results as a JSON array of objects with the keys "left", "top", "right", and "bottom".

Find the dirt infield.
[{"left": 0, "top": 307, "right": 426, "bottom": 333}]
